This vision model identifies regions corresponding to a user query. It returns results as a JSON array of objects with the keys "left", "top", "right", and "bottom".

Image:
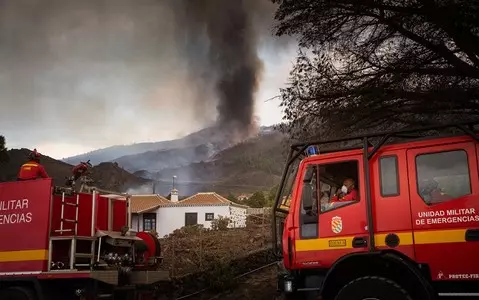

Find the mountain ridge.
[
  {"left": 2, "top": 125, "right": 287, "bottom": 196},
  {"left": 63, "top": 125, "right": 278, "bottom": 166}
]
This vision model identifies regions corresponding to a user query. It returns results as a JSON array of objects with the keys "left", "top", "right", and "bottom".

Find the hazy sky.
[{"left": 0, "top": 0, "right": 297, "bottom": 159}]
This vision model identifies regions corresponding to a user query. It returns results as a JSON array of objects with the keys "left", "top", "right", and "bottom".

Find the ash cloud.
[
  {"left": 171, "top": 0, "right": 279, "bottom": 142},
  {"left": 0, "top": 0, "right": 289, "bottom": 151}
]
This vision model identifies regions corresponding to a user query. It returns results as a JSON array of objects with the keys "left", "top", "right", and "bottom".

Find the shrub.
[{"left": 211, "top": 216, "right": 231, "bottom": 231}]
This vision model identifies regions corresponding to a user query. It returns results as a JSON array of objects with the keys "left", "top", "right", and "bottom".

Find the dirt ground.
[
  {"left": 197, "top": 265, "right": 278, "bottom": 300},
  {"left": 219, "top": 267, "right": 278, "bottom": 300}
]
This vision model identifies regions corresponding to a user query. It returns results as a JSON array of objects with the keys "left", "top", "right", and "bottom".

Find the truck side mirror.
[
  {"left": 303, "top": 165, "right": 314, "bottom": 183},
  {"left": 302, "top": 183, "right": 314, "bottom": 211},
  {"left": 302, "top": 165, "right": 315, "bottom": 211}
]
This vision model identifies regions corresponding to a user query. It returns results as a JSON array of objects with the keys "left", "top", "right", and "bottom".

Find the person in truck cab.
[
  {"left": 419, "top": 178, "right": 453, "bottom": 204},
  {"left": 330, "top": 178, "right": 358, "bottom": 202},
  {"left": 17, "top": 149, "right": 49, "bottom": 181}
]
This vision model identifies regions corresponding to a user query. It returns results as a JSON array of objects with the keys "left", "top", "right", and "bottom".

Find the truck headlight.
[{"left": 284, "top": 280, "right": 293, "bottom": 292}]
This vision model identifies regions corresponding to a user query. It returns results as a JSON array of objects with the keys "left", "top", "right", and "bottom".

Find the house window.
[
  {"left": 143, "top": 213, "right": 156, "bottom": 231},
  {"left": 205, "top": 213, "right": 214, "bottom": 221},
  {"left": 185, "top": 212, "right": 198, "bottom": 226},
  {"left": 379, "top": 156, "right": 399, "bottom": 197},
  {"left": 416, "top": 150, "right": 471, "bottom": 205}
]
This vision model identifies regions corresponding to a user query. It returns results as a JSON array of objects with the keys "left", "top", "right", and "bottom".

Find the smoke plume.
[
  {"left": 172, "top": 0, "right": 268, "bottom": 141},
  {"left": 0, "top": 0, "right": 290, "bottom": 151}
]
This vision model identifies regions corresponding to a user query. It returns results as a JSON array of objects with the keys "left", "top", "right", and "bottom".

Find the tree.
[
  {"left": 267, "top": 184, "right": 279, "bottom": 207},
  {"left": 272, "top": 0, "right": 479, "bottom": 139},
  {"left": 226, "top": 193, "right": 238, "bottom": 203},
  {"left": 0, "top": 135, "right": 9, "bottom": 163},
  {"left": 245, "top": 191, "right": 267, "bottom": 208}
]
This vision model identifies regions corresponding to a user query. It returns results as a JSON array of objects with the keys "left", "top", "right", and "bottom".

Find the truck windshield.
[{"left": 276, "top": 155, "right": 301, "bottom": 212}]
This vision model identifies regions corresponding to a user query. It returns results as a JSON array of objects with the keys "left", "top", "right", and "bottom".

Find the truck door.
[
  {"left": 294, "top": 155, "right": 369, "bottom": 269},
  {"left": 372, "top": 150, "right": 415, "bottom": 259},
  {"left": 406, "top": 141, "right": 479, "bottom": 280}
]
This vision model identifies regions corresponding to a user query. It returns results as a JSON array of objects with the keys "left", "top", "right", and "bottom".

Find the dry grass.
[{"left": 160, "top": 223, "right": 272, "bottom": 277}]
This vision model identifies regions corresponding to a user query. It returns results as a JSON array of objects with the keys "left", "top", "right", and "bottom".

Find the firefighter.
[
  {"left": 331, "top": 178, "right": 358, "bottom": 202},
  {"left": 65, "top": 160, "right": 92, "bottom": 187},
  {"left": 17, "top": 148, "right": 49, "bottom": 180}
]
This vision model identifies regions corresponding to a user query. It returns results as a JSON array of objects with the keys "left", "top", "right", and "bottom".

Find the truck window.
[
  {"left": 416, "top": 150, "right": 471, "bottom": 205},
  {"left": 379, "top": 156, "right": 399, "bottom": 197},
  {"left": 317, "top": 160, "right": 360, "bottom": 213},
  {"left": 300, "top": 165, "right": 319, "bottom": 238}
]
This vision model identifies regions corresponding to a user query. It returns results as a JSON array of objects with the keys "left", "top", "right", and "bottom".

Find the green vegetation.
[
  {"left": 211, "top": 216, "right": 231, "bottom": 231},
  {"left": 226, "top": 193, "right": 239, "bottom": 203},
  {"left": 0, "top": 135, "right": 9, "bottom": 163},
  {"left": 267, "top": 184, "right": 279, "bottom": 207},
  {"left": 244, "top": 191, "right": 267, "bottom": 208},
  {"left": 225, "top": 184, "right": 278, "bottom": 208}
]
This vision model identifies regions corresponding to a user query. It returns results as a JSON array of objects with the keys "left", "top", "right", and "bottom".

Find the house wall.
[
  {"left": 156, "top": 205, "right": 231, "bottom": 237},
  {"left": 246, "top": 207, "right": 272, "bottom": 215},
  {"left": 229, "top": 206, "right": 247, "bottom": 228}
]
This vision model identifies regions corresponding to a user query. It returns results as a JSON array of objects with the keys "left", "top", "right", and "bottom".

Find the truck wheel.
[
  {"left": 335, "top": 276, "right": 412, "bottom": 300},
  {"left": 0, "top": 286, "right": 36, "bottom": 300}
]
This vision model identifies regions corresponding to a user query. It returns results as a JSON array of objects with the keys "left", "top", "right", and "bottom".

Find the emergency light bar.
[{"left": 306, "top": 145, "right": 320, "bottom": 156}]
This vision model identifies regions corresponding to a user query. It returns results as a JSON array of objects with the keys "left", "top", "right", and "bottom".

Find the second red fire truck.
[
  {"left": 0, "top": 178, "right": 166, "bottom": 300},
  {"left": 273, "top": 121, "right": 479, "bottom": 300}
]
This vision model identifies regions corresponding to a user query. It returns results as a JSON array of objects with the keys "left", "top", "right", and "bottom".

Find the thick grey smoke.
[
  {"left": 172, "top": 0, "right": 267, "bottom": 141},
  {"left": 0, "top": 0, "right": 288, "bottom": 150}
]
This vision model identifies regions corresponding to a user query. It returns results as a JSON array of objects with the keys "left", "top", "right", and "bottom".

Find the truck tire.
[
  {"left": 335, "top": 276, "right": 412, "bottom": 300},
  {"left": 0, "top": 286, "right": 36, "bottom": 300}
]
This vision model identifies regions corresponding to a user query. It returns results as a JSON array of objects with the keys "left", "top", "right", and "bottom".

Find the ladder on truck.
[
  {"left": 55, "top": 192, "right": 79, "bottom": 235},
  {"left": 49, "top": 191, "right": 96, "bottom": 271}
]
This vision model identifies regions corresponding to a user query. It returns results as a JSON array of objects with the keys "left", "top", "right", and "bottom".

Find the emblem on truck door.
[{"left": 331, "top": 216, "right": 343, "bottom": 234}]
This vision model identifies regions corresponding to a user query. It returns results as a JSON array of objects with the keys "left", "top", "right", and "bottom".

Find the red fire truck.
[
  {"left": 273, "top": 121, "right": 479, "bottom": 300},
  {"left": 0, "top": 178, "right": 167, "bottom": 300}
]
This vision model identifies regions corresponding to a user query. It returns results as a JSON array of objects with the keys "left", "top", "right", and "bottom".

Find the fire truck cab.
[{"left": 273, "top": 122, "right": 479, "bottom": 300}]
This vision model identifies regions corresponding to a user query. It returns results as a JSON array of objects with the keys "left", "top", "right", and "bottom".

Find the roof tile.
[
  {"left": 130, "top": 194, "right": 169, "bottom": 213},
  {"left": 177, "top": 192, "right": 231, "bottom": 205}
]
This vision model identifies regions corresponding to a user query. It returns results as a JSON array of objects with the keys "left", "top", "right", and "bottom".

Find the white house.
[{"left": 130, "top": 190, "right": 248, "bottom": 237}]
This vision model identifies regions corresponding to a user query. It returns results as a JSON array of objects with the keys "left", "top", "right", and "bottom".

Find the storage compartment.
[{"left": 50, "top": 192, "right": 129, "bottom": 237}]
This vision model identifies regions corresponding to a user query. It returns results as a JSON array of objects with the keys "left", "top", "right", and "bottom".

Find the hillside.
[
  {"left": 2, "top": 126, "right": 289, "bottom": 196},
  {"left": 113, "top": 143, "right": 215, "bottom": 173},
  {"left": 64, "top": 125, "right": 277, "bottom": 169},
  {"left": 63, "top": 126, "right": 223, "bottom": 165},
  {"left": 0, "top": 149, "right": 72, "bottom": 183},
  {"left": 140, "top": 132, "right": 288, "bottom": 196},
  {"left": 0, "top": 149, "right": 149, "bottom": 192}
]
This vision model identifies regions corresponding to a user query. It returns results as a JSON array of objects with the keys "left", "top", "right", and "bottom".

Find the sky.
[{"left": 0, "top": 0, "right": 297, "bottom": 159}]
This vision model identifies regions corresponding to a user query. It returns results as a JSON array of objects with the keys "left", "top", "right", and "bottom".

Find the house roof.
[
  {"left": 160, "top": 192, "right": 249, "bottom": 209},
  {"left": 180, "top": 192, "right": 230, "bottom": 205},
  {"left": 131, "top": 192, "right": 249, "bottom": 211},
  {"left": 130, "top": 194, "right": 169, "bottom": 213}
]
